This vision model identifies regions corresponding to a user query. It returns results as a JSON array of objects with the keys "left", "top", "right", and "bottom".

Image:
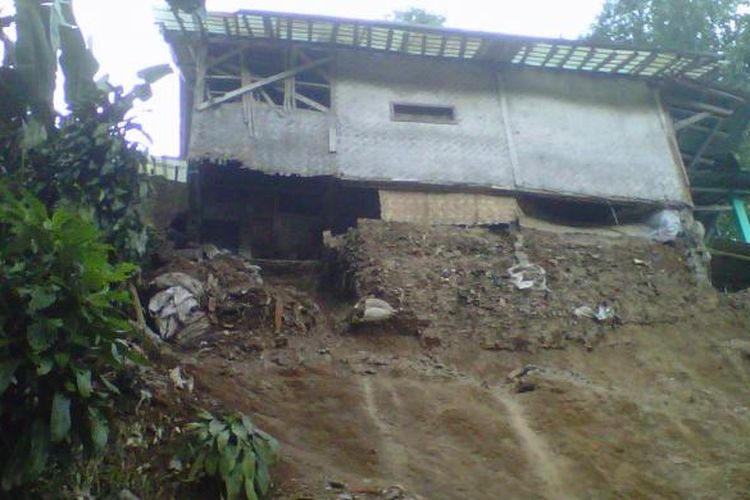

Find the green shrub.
[
  {"left": 183, "top": 410, "right": 279, "bottom": 500},
  {"left": 0, "top": 184, "right": 138, "bottom": 490}
]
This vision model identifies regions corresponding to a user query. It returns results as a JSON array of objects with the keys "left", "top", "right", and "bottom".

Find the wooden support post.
[
  {"left": 284, "top": 49, "right": 296, "bottom": 110},
  {"left": 239, "top": 48, "right": 255, "bottom": 134},
  {"left": 732, "top": 196, "right": 750, "bottom": 243},
  {"left": 193, "top": 44, "right": 208, "bottom": 110}
]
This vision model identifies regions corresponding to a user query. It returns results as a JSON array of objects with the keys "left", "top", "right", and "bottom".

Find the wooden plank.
[
  {"left": 242, "top": 15, "right": 254, "bottom": 37},
  {"left": 654, "top": 90, "right": 692, "bottom": 204},
  {"left": 193, "top": 45, "right": 208, "bottom": 110},
  {"left": 240, "top": 49, "right": 254, "bottom": 131},
  {"left": 330, "top": 23, "right": 339, "bottom": 44},
  {"left": 689, "top": 119, "right": 723, "bottom": 169},
  {"left": 262, "top": 15, "right": 273, "bottom": 37},
  {"left": 674, "top": 111, "right": 713, "bottom": 131},
  {"left": 496, "top": 73, "right": 520, "bottom": 186},
  {"left": 198, "top": 56, "right": 333, "bottom": 110},
  {"left": 328, "top": 121, "right": 337, "bottom": 153},
  {"left": 667, "top": 98, "right": 733, "bottom": 117},
  {"left": 296, "top": 80, "right": 331, "bottom": 89},
  {"left": 294, "top": 91, "right": 329, "bottom": 112},
  {"left": 458, "top": 36, "right": 467, "bottom": 58}
]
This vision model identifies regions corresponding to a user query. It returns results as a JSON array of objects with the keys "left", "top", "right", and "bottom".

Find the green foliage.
[
  {"left": 13, "top": 0, "right": 100, "bottom": 131},
  {"left": 1, "top": 0, "right": 172, "bottom": 260},
  {"left": 14, "top": 82, "right": 157, "bottom": 261},
  {"left": 589, "top": 0, "right": 750, "bottom": 91},
  {"left": 182, "top": 410, "right": 279, "bottom": 500},
  {"left": 390, "top": 7, "right": 446, "bottom": 27},
  {"left": 0, "top": 183, "right": 138, "bottom": 491}
]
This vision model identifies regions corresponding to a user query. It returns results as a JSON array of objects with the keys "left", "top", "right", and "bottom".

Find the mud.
[{"left": 166, "top": 220, "right": 750, "bottom": 499}]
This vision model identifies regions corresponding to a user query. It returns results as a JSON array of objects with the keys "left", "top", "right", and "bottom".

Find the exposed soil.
[{"left": 145, "top": 220, "right": 750, "bottom": 499}]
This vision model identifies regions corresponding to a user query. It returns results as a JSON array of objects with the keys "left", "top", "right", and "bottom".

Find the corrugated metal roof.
[{"left": 156, "top": 7, "right": 724, "bottom": 84}]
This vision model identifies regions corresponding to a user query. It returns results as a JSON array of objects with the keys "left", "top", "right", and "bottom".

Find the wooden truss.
[{"left": 193, "top": 45, "right": 332, "bottom": 114}]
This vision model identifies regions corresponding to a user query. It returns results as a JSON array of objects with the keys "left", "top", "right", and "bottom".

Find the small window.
[{"left": 391, "top": 103, "right": 456, "bottom": 124}]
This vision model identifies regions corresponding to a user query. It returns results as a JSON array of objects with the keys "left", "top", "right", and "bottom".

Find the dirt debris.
[{"left": 126, "top": 220, "right": 750, "bottom": 499}]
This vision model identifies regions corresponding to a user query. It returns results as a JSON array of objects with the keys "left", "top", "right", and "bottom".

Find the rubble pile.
[
  {"left": 328, "top": 220, "right": 718, "bottom": 351},
  {"left": 146, "top": 244, "right": 320, "bottom": 346}
]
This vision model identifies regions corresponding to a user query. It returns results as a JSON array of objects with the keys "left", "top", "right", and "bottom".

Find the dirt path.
[{"left": 491, "top": 388, "right": 572, "bottom": 500}]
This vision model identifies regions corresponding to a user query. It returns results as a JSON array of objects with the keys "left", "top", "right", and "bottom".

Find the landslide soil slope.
[{"left": 178, "top": 221, "right": 750, "bottom": 499}]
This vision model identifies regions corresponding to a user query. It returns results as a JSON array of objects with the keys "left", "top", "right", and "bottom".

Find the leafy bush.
[
  {"left": 183, "top": 410, "right": 279, "bottom": 500},
  {"left": 20, "top": 85, "right": 152, "bottom": 261},
  {"left": 0, "top": 184, "right": 138, "bottom": 490}
]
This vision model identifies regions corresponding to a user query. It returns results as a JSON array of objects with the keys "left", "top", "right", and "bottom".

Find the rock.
[
  {"left": 515, "top": 381, "right": 537, "bottom": 393},
  {"left": 327, "top": 479, "right": 346, "bottom": 490}
]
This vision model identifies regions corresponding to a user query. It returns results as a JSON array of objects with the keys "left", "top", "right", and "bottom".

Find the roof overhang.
[{"left": 157, "top": 7, "right": 730, "bottom": 84}]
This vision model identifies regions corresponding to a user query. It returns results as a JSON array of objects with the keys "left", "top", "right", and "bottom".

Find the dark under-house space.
[
  {"left": 517, "top": 194, "right": 658, "bottom": 227},
  {"left": 191, "top": 163, "right": 380, "bottom": 260}
]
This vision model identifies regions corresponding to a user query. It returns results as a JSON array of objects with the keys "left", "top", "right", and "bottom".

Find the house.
[{"left": 157, "top": 7, "right": 750, "bottom": 259}]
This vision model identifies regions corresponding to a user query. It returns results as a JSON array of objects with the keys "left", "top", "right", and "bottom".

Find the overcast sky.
[{"left": 1, "top": 0, "right": 606, "bottom": 156}]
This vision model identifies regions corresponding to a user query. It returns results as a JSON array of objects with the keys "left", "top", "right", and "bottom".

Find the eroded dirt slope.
[{"left": 174, "top": 221, "right": 750, "bottom": 499}]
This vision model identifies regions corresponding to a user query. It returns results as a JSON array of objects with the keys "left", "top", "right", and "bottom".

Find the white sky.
[{"left": 1, "top": 0, "right": 606, "bottom": 156}]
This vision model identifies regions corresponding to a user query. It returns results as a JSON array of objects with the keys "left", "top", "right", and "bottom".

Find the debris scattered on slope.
[
  {"left": 573, "top": 301, "right": 616, "bottom": 323},
  {"left": 168, "top": 366, "right": 194, "bottom": 392},
  {"left": 647, "top": 209, "right": 682, "bottom": 242},
  {"left": 147, "top": 245, "right": 321, "bottom": 347},
  {"left": 507, "top": 263, "right": 548, "bottom": 291},
  {"left": 352, "top": 297, "right": 396, "bottom": 324},
  {"left": 148, "top": 284, "right": 205, "bottom": 340}
]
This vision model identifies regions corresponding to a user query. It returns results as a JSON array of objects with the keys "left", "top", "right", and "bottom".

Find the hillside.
[{"left": 139, "top": 220, "right": 750, "bottom": 499}]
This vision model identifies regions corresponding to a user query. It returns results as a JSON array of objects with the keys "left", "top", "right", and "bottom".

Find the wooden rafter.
[
  {"left": 674, "top": 111, "right": 713, "bottom": 131},
  {"left": 688, "top": 119, "right": 723, "bottom": 169}
]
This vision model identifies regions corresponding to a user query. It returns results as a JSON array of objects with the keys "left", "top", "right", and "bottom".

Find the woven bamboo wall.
[{"left": 379, "top": 191, "right": 519, "bottom": 225}]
